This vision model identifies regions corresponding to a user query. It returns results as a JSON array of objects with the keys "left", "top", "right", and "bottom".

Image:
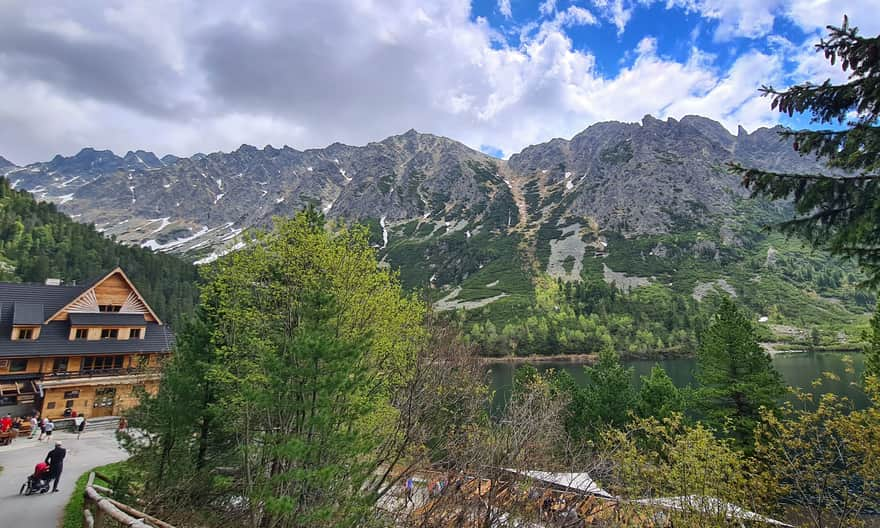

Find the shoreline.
[
  {"left": 480, "top": 353, "right": 598, "bottom": 365},
  {"left": 479, "top": 344, "right": 863, "bottom": 364}
]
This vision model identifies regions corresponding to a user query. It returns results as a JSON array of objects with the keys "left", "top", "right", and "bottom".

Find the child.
[
  {"left": 43, "top": 419, "right": 54, "bottom": 441},
  {"left": 74, "top": 415, "right": 86, "bottom": 439}
]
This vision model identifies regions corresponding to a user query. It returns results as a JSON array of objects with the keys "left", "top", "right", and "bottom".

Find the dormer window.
[
  {"left": 75, "top": 328, "right": 88, "bottom": 339},
  {"left": 99, "top": 304, "right": 122, "bottom": 312},
  {"left": 17, "top": 328, "right": 34, "bottom": 340},
  {"left": 100, "top": 328, "right": 119, "bottom": 339},
  {"left": 130, "top": 328, "right": 142, "bottom": 339}
]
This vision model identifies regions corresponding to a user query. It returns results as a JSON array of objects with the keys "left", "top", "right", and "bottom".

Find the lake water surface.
[{"left": 488, "top": 351, "right": 868, "bottom": 411}]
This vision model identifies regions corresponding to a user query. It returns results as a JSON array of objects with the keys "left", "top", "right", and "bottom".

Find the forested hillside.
[{"left": 0, "top": 177, "right": 199, "bottom": 325}]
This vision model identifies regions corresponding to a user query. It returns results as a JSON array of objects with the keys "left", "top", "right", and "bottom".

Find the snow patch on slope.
[{"left": 380, "top": 215, "right": 388, "bottom": 249}]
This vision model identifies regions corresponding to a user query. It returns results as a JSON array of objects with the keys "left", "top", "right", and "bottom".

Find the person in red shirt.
[{"left": 0, "top": 413, "right": 12, "bottom": 432}]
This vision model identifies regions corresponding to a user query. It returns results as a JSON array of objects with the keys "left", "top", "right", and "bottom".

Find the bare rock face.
[
  {"left": 0, "top": 114, "right": 827, "bottom": 258},
  {"left": 508, "top": 115, "right": 828, "bottom": 236}
]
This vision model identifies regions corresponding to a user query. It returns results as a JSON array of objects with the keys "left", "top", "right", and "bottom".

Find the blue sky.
[{"left": 0, "top": 0, "right": 875, "bottom": 163}]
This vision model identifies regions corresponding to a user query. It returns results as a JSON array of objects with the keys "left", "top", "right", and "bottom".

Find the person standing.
[
  {"left": 38, "top": 416, "right": 47, "bottom": 441},
  {"left": 45, "top": 441, "right": 66, "bottom": 492},
  {"left": 0, "top": 413, "right": 11, "bottom": 432},
  {"left": 43, "top": 418, "right": 55, "bottom": 441},
  {"left": 404, "top": 476, "right": 414, "bottom": 506},
  {"left": 29, "top": 415, "right": 39, "bottom": 439},
  {"left": 74, "top": 414, "right": 86, "bottom": 439}
]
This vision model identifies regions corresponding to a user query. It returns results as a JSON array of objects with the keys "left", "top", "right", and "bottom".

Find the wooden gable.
[{"left": 45, "top": 267, "right": 162, "bottom": 324}]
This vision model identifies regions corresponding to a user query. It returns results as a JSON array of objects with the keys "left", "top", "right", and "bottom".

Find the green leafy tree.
[
  {"left": 198, "top": 213, "right": 425, "bottom": 527},
  {"left": 636, "top": 365, "right": 686, "bottom": 420},
  {"left": 606, "top": 415, "right": 781, "bottom": 528},
  {"left": 733, "top": 18, "right": 880, "bottom": 285},
  {"left": 756, "top": 387, "right": 880, "bottom": 527},
  {"left": 696, "top": 298, "right": 785, "bottom": 448}
]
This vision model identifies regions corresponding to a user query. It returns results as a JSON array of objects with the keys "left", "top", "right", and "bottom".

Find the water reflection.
[{"left": 488, "top": 352, "right": 868, "bottom": 413}]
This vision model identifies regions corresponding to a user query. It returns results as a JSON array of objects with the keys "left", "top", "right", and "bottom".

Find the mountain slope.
[
  {"left": 3, "top": 115, "right": 871, "bottom": 354},
  {"left": 0, "top": 177, "right": 199, "bottom": 326}
]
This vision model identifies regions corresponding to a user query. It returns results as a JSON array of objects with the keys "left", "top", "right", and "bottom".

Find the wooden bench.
[
  {"left": 0, "top": 430, "right": 14, "bottom": 446},
  {"left": 17, "top": 422, "right": 32, "bottom": 437}
]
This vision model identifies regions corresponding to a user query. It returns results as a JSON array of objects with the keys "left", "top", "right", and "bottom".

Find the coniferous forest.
[{"left": 0, "top": 177, "right": 199, "bottom": 325}]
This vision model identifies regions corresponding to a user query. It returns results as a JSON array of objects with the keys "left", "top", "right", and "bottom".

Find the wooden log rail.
[{"left": 82, "top": 472, "right": 176, "bottom": 528}]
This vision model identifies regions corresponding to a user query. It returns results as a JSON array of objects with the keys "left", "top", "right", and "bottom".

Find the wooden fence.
[{"left": 82, "top": 472, "right": 176, "bottom": 528}]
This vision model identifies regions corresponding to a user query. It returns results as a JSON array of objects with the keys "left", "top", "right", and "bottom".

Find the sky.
[{"left": 0, "top": 0, "right": 876, "bottom": 164}]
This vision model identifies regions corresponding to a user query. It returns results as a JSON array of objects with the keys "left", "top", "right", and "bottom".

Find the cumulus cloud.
[{"left": 0, "top": 0, "right": 873, "bottom": 164}]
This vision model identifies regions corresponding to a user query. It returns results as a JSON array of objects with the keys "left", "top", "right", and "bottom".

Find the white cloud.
[
  {"left": 590, "top": 0, "right": 634, "bottom": 35},
  {"left": 556, "top": 6, "right": 598, "bottom": 27},
  {"left": 0, "top": 0, "right": 868, "bottom": 164},
  {"left": 498, "top": 0, "right": 512, "bottom": 19},
  {"left": 539, "top": 0, "right": 557, "bottom": 17},
  {"left": 663, "top": 0, "right": 877, "bottom": 41},
  {"left": 587, "top": 0, "right": 877, "bottom": 41}
]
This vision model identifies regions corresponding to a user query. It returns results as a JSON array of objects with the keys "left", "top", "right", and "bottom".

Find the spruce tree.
[
  {"left": 696, "top": 298, "right": 785, "bottom": 449},
  {"left": 733, "top": 18, "right": 879, "bottom": 283},
  {"left": 567, "top": 344, "right": 637, "bottom": 440},
  {"left": 636, "top": 365, "right": 685, "bottom": 420}
]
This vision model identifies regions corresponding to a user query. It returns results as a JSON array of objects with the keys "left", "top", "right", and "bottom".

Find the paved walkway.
[{"left": 0, "top": 429, "right": 128, "bottom": 528}]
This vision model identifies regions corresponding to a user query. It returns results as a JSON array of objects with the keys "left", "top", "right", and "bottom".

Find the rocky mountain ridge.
[
  {"left": 3, "top": 114, "right": 869, "bottom": 353},
  {"left": 1, "top": 115, "right": 828, "bottom": 274}
]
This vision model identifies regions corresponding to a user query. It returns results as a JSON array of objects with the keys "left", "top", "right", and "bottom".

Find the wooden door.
[{"left": 92, "top": 387, "right": 116, "bottom": 417}]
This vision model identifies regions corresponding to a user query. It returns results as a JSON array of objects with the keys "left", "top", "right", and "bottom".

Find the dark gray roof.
[
  {"left": 0, "top": 276, "right": 174, "bottom": 358},
  {"left": 12, "top": 302, "right": 44, "bottom": 325},
  {"left": 0, "top": 317, "right": 173, "bottom": 358},
  {"left": 69, "top": 313, "right": 148, "bottom": 326},
  {"left": 0, "top": 283, "right": 88, "bottom": 321}
]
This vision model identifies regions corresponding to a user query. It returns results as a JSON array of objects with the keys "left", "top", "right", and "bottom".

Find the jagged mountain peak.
[
  {"left": 0, "top": 155, "right": 17, "bottom": 169},
  {"left": 123, "top": 150, "right": 164, "bottom": 168},
  {"left": 4, "top": 113, "right": 834, "bottom": 264}
]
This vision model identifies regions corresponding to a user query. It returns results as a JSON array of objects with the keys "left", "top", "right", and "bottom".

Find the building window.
[
  {"left": 74, "top": 328, "right": 88, "bottom": 339},
  {"left": 63, "top": 390, "right": 80, "bottom": 399},
  {"left": 100, "top": 328, "right": 119, "bottom": 339},
  {"left": 98, "top": 304, "right": 122, "bottom": 312},
  {"left": 16, "top": 328, "right": 34, "bottom": 339},
  {"left": 46, "top": 402, "right": 56, "bottom": 410},
  {"left": 52, "top": 357, "right": 69, "bottom": 372},
  {"left": 130, "top": 328, "right": 142, "bottom": 339},
  {"left": 82, "top": 355, "right": 125, "bottom": 371},
  {"left": 10, "top": 359, "right": 28, "bottom": 372},
  {"left": 0, "top": 396, "right": 16, "bottom": 406}
]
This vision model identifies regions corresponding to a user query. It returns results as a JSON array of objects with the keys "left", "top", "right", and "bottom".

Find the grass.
[{"left": 61, "top": 461, "right": 124, "bottom": 528}]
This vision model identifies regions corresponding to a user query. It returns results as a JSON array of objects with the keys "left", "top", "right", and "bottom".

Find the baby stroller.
[{"left": 19, "top": 461, "right": 51, "bottom": 495}]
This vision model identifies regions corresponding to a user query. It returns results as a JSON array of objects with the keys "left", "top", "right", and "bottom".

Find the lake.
[{"left": 488, "top": 351, "right": 869, "bottom": 412}]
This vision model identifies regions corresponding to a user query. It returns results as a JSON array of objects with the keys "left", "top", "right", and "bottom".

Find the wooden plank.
[
  {"left": 82, "top": 508, "right": 94, "bottom": 528},
  {"left": 106, "top": 497, "right": 178, "bottom": 528},
  {"left": 85, "top": 486, "right": 153, "bottom": 528}
]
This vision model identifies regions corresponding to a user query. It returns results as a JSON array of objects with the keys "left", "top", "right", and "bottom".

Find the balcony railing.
[{"left": 44, "top": 366, "right": 162, "bottom": 380}]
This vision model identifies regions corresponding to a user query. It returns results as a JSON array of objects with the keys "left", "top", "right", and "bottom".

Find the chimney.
[{"left": 44, "top": 278, "right": 62, "bottom": 286}]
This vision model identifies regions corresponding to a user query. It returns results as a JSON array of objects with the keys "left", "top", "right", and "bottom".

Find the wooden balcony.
[{"left": 44, "top": 366, "right": 162, "bottom": 381}]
